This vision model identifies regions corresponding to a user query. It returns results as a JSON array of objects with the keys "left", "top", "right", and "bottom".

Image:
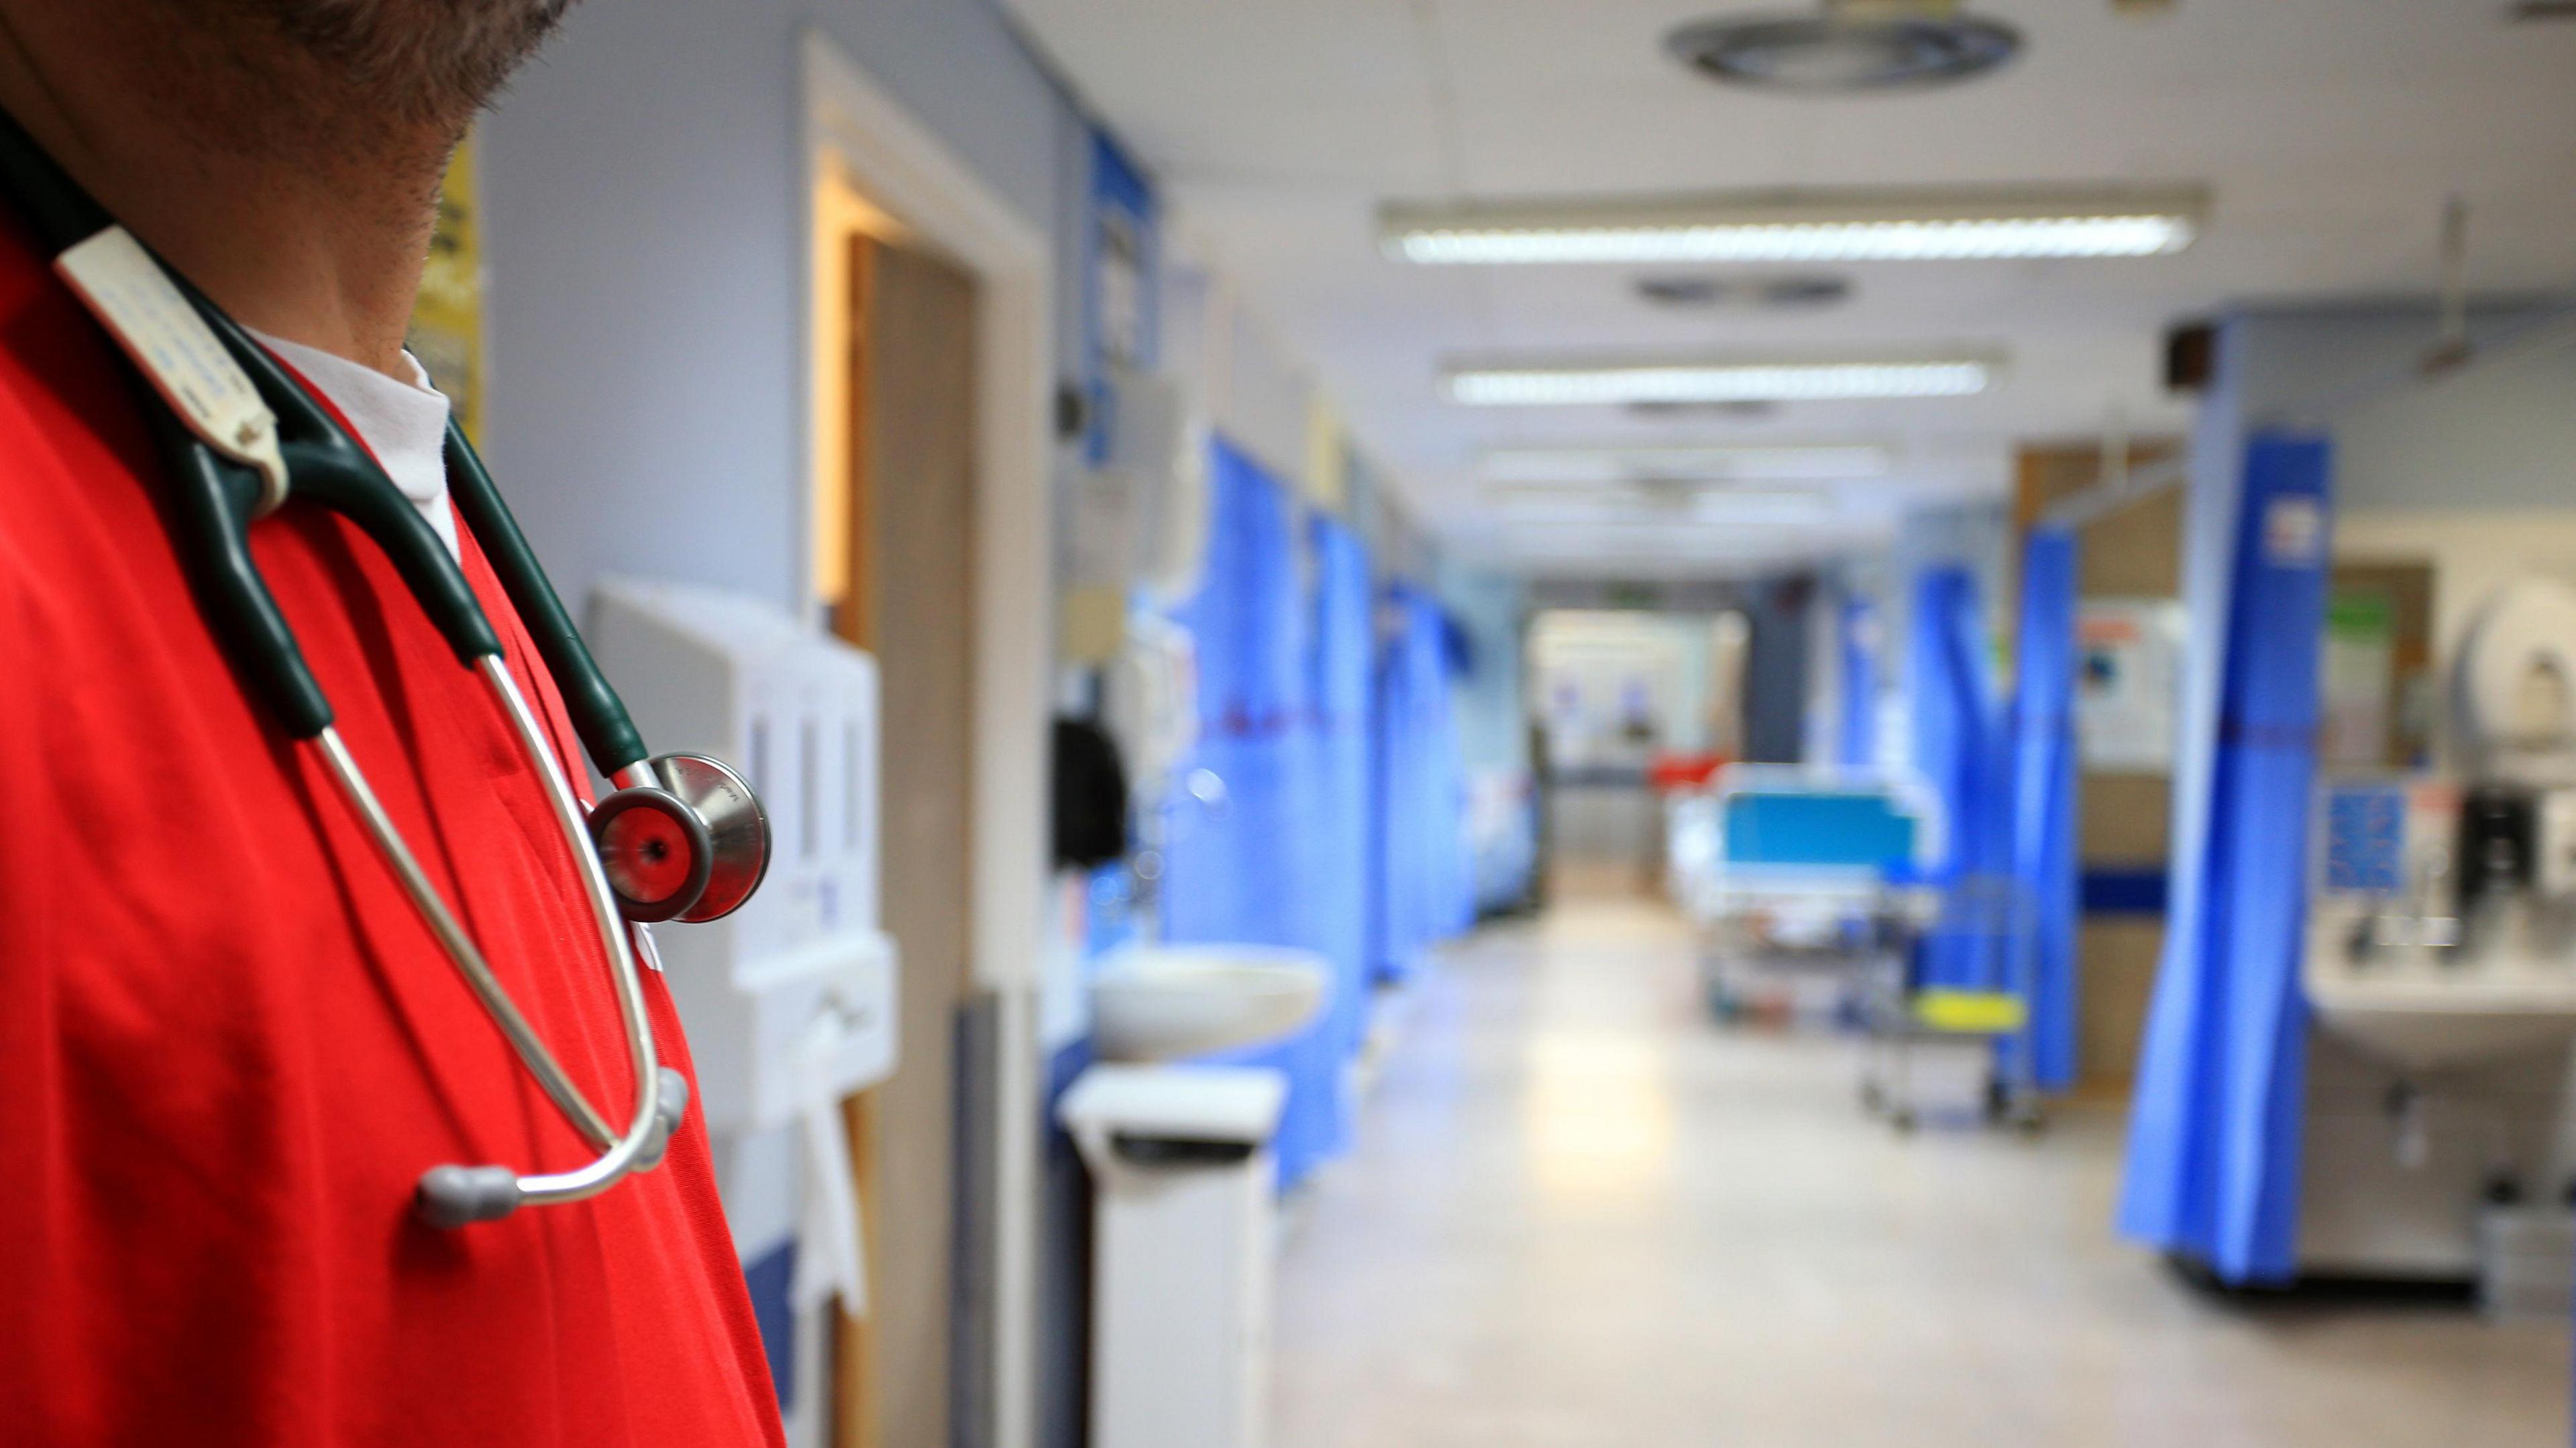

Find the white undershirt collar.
[{"left": 249, "top": 329, "right": 460, "bottom": 560}]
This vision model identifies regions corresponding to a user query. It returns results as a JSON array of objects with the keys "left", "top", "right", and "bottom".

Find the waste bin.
[{"left": 1059, "top": 1064, "right": 1289, "bottom": 1448}]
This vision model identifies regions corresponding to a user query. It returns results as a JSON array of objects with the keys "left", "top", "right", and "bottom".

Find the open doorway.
[
  {"left": 815, "top": 178, "right": 982, "bottom": 1448},
  {"left": 1526, "top": 609, "right": 1750, "bottom": 900},
  {"left": 802, "top": 32, "right": 1055, "bottom": 1448}
]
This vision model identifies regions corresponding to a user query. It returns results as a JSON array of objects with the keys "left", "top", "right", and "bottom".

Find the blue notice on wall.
[{"left": 2320, "top": 782, "right": 2406, "bottom": 896}]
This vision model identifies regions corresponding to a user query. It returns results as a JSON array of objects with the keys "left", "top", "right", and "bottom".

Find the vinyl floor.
[{"left": 1268, "top": 895, "right": 2571, "bottom": 1448}]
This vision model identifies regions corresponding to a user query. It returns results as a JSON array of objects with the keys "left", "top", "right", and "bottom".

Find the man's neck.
[{"left": 0, "top": 7, "right": 451, "bottom": 378}]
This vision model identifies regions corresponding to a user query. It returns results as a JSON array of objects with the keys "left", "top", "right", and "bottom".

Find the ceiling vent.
[
  {"left": 1627, "top": 400, "right": 1780, "bottom": 420},
  {"left": 1636, "top": 275, "right": 1853, "bottom": 310},
  {"left": 2511, "top": 1, "right": 2576, "bottom": 19},
  {"left": 1666, "top": 1, "right": 2021, "bottom": 93}
]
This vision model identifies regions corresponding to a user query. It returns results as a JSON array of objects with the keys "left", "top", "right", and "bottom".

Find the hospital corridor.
[{"left": 6, "top": 2, "right": 2576, "bottom": 1447}]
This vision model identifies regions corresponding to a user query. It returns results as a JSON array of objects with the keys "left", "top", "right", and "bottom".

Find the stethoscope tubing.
[
  {"left": 0, "top": 106, "right": 685, "bottom": 1226},
  {"left": 210, "top": 302, "right": 679, "bottom": 1221},
  {"left": 311, "top": 717, "right": 618, "bottom": 1150},
  {"left": 474, "top": 655, "right": 671, "bottom": 1202}
]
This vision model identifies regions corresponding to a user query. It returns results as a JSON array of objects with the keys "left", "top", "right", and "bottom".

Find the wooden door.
[
  {"left": 836, "top": 235, "right": 978, "bottom": 1448},
  {"left": 2012, "top": 443, "right": 2182, "bottom": 1092}
]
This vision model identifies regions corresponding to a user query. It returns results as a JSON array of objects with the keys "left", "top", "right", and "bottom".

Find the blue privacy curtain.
[
  {"left": 1159, "top": 439, "right": 1346, "bottom": 1186},
  {"left": 1908, "top": 565, "right": 2014, "bottom": 987},
  {"left": 1306, "top": 516, "right": 1377, "bottom": 1082},
  {"left": 1838, "top": 598, "right": 1881, "bottom": 769},
  {"left": 1369, "top": 586, "right": 1472, "bottom": 985},
  {"left": 2118, "top": 435, "right": 2332, "bottom": 1284},
  {"left": 2010, "top": 528, "right": 2082, "bottom": 1090}
]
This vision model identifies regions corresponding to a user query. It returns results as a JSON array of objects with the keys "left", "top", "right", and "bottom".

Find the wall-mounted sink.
[
  {"left": 2304, "top": 924, "right": 2576, "bottom": 1072},
  {"left": 1091, "top": 944, "right": 1330, "bottom": 1063}
]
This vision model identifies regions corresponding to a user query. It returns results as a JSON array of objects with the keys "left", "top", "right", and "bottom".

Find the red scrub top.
[{"left": 0, "top": 212, "right": 785, "bottom": 1446}]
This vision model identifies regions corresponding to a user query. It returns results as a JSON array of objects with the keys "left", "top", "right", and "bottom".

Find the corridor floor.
[{"left": 1268, "top": 897, "right": 2571, "bottom": 1447}]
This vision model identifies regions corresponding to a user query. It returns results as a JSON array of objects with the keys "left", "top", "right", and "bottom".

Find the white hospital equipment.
[
  {"left": 1061, "top": 946, "right": 1328, "bottom": 1448},
  {"left": 1067, "top": 365, "right": 1210, "bottom": 617},
  {"left": 588, "top": 580, "right": 900, "bottom": 1448},
  {"left": 2298, "top": 577, "right": 2576, "bottom": 1284},
  {"left": 1061, "top": 1066, "right": 1288, "bottom": 1448},
  {"left": 1106, "top": 364, "right": 1213, "bottom": 611},
  {"left": 1103, "top": 613, "right": 1202, "bottom": 803}
]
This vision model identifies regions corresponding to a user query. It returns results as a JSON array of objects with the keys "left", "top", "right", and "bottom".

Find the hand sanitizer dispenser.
[{"left": 588, "top": 577, "right": 899, "bottom": 1448}]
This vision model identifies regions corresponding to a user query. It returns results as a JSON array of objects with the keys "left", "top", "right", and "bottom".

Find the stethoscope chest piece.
[{"left": 593, "top": 753, "right": 769, "bottom": 925}]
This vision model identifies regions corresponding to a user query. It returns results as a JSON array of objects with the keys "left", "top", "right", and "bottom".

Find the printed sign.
[
  {"left": 2076, "top": 598, "right": 2186, "bottom": 771},
  {"left": 2263, "top": 495, "right": 2326, "bottom": 567}
]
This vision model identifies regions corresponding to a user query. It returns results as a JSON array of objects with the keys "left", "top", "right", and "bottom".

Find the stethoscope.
[{"left": 0, "top": 112, "right": 773, "bottom": 1229}]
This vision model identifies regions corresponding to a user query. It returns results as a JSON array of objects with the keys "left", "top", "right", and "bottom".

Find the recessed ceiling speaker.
[{"left": 1666, "top": 1, "right": 2022, "bottom": 93}]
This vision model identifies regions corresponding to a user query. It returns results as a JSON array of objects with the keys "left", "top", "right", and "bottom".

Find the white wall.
[
  {"left": 2336, "top": 512, "right": 2576, "bottom": 660},
  {"left": 2328, "top": 318, "right": 2576, "bottom": 625},
  {"left": 1527, "top": 610, "right": 1726, "bottom": 763},
  {"left": 2329, "top": 323, "right": 2576, "bottom": 703},
  {"left": 2177, "top": 305, "right": 2568, "bottom": 691}
]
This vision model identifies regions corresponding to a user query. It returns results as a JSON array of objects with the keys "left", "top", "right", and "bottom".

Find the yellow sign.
[{"left": 408, "top": 134, "right": 486, "bottom": 442}]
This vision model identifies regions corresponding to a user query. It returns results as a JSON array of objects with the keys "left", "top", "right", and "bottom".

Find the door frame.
[{"left": 799, "top": 30, "right": 1051, "bottom": 1448}]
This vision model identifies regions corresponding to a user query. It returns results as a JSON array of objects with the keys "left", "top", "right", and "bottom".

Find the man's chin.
[{"left": 197, "top": 0, "right": 576, "bottom": 127}]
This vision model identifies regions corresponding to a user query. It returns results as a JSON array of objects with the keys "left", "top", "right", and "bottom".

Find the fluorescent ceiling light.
[
  {"left": 1481, "top": 443, "right": 1892, "bottom": 485},
  {"left": 1446, "top": 357, "right": 1996, "bottom": 406},
  {"left": 1383, "top": 187, "right": 2206, "bottom": 265}
]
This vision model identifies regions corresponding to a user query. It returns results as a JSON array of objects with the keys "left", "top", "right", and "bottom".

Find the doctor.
[{"left": 0, "top": 4, "right": 781, "bottom": 1445}]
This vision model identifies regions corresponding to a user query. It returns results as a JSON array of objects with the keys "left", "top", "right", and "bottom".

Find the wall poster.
[
  {"left": 2075, "top": 598, "right": 2186, "bottom": 771},
  {"left": 408, "top": 133, "right": 486, "bottom": 443}
]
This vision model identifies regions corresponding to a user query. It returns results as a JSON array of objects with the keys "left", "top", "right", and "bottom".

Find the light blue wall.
[
  {"left": 1884, "top": 501, "right": 2010, "bottom": 647},
  {"left": 1437, "top": 561, "right": 1527, "bottom": 777},
  {"left": 1857, "top": 501, "right": 2009, "bottom": 777},
  {"left": 2273, "top": 307, "right": 2576, "bottom": 512},
  {"left": 478, "top": 1, "right": 1089, "bottom": 618}
]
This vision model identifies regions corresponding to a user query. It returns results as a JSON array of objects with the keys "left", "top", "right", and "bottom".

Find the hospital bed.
[
  {"left": 1670, "top": 767, "right": 2041, "bottom": 1130},
  {"left": 1668, "top": 766, "right": 1939, "bottom": 1018}
]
